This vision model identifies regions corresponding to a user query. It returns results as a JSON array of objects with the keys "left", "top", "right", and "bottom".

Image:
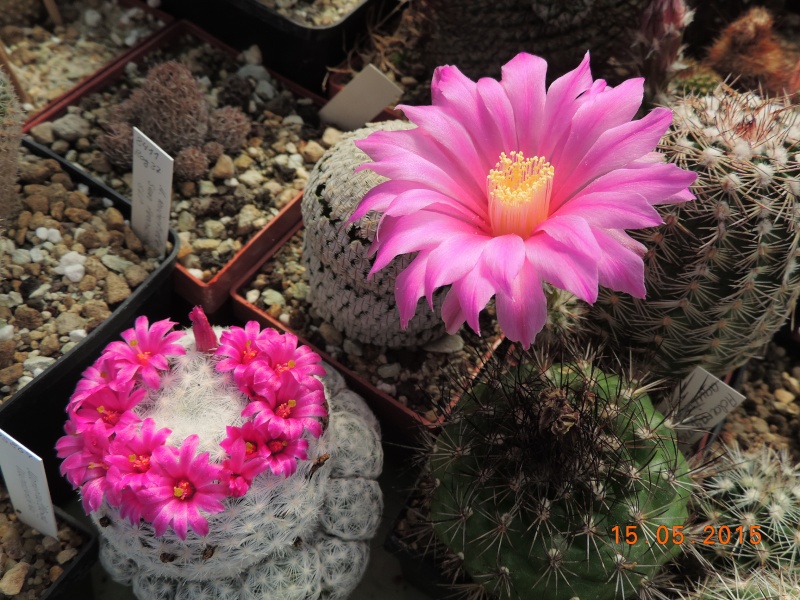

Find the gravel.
[
  {"left": 0, "top": 148, "right": 163, "bottom": 403},
  {"left": 0, "top": 485, "right": 86, "bottom": 599},
  {"left": 239, "top": 229, "right": 503, "bottom": 420},
  {"left": 37, "top": 35, "right": 336, "bottom": 282},
  {"left": 3, "top": 0, "right": 165, "bottom": 114},
  {"left": 256, "top": 0, "right": 363, "bottom": 26}
]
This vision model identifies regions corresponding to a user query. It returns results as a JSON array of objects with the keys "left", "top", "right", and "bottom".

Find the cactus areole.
[{"left": 430, "top": 358, "right": 692, "bottom": 600}]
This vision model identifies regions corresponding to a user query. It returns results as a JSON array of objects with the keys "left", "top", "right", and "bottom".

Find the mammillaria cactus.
[
  {"left": 57, "top": 308, "right": 383, "bottom": 599},
  {"left": 0, "top": 68, "right": 22, "bottom": 222},
  {"left": 301, "top": 121, "right": 445, "bottom": 347},
  {"left": 590, "top": 85, "right": 800, "bottom": 379},
  {"left": 428, "top": 350, "right": 692, "bottom": 600},
  {"left": 690, "top": 444, "right": 800, "bottom": 574},
  {"left": 676, "top": 570, "right": 800, "bottom": 600}
]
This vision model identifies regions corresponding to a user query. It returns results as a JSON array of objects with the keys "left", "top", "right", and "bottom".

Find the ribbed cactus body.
[
  {"left": 691, "top": 444, "right": 800, "bottom": 574},
  {"left": 429, "top": 357, "right": 692, "bottom": 600},
  {"left": 591, "top": 87, "right": 800, "bottom": 379},
  {"left": 79, "top": 323, "right": 384, "bottom": 600},
  {"left": 0, "top": 69, "right": 22, "bottom": 222},
  {"left": 302, "top": 121, "right": 445, "bottom": 347}
]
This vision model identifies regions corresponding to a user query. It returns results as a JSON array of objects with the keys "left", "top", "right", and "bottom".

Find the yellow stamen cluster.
[{"left": 487, "top": 151, "right": 554, "bottom": 238}]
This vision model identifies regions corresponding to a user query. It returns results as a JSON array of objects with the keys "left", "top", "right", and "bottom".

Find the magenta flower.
[
  {"left": 220, "top": 438, "right": 269, "bottom": 497},
  {"left": 352, "top": 52, "right": 697, "bottom": 347},
  {"left": 242, "top": 374, "right": 326, "bottom": 438},
  {"left": 215, "top": 321, "right": 280, "bottom": 381},
  {"left": 254, "top": 331, "right": 326, "bottom": 386},
  {"left": 69, "top": 355, "right": 121, "bottom": 409},
  {"left": 105, "top": 316, "right": 185, "bottom": 389},
  {"left": 105, "top": 418, "right": 172, "bottom": 506},
  {"left": 220, "top": 422, "right": 270, "bottom": 459},
  {"left": 56, "top": 421, "right": 110, "bottom": 511},
  {"left": 137, "top": 435, "right": 226, "bottom": 539},
  {"left": 70, "top": 380, "right": 145, "bottom": 434},
  {"left": 263, "top": 435, "right": 309, "bottom": 477}
]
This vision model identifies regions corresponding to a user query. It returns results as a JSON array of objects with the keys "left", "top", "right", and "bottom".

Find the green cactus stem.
[{"left": 429, "top": 350, "right": 693, "bottom": 600}]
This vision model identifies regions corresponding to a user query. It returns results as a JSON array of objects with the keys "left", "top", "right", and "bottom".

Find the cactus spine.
[
  {"left": 590, "top": 86, "right": 800, "bottom": 379},
  {"left": 301, "top": 121, "right": 445, "bottom": 347},
  {"left": 428, "top": 351, "right": 692, "bottom": 600},
  {"left": 0, "top": 68, "right": 22, "bottom": 223}
]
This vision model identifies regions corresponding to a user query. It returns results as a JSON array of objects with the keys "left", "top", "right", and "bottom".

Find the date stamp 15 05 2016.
[{"left": 612, "top": 524, "right": 764, "bottom": 546}]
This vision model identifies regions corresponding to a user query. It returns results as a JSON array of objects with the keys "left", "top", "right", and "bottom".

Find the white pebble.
[
  {"left": 188, "top": 268, "right": 205, "bottom": 280},
  {"left": 84, "top": 8, "right": 102, "bottom": 27},
  {"left": 279, "top": 313, "right": 290, "bottom": 325},
  {"left": 29, "top": 247, "right": 44, "bottom": 263},
  {"left": 57, "top": 250, "right": 86, "bottom": 268},
  {"left": 245, "top": 289, "right": 260, "bottom": 304},
  {"left": 11, "top": 249, "right": 31, "bottom": 265},
  {"left": 224, "top": 178, "right": 239, "bottom": 187},
  {"left": 78, "top": 184, "right": 89, "bottom": 194},
  {"left": 0, "top": 324, "right": 14, "bottom": 341},
  {"left": 62, "top": 264, "right": 85, "bottom": 282},
  {"left": 69, "top": 329, "right": 87, "bottom": 343},
  {"left": 17, "top": 376, "right": 33, "bottom": 388},
  {"left": 46, "top": 229, "right": 62, "bottom": 244},
  {"left": 282, "top": 115, "right": 304, "bottom": 126},
  {"left": 35, "top": 226, "right": 49, "bottom": 239},
  {"left": 101, "top": 198, "right": 113, "bottom": 208},
  {"left": 124, "top": 32, "right": 139, "bottom": 47}
]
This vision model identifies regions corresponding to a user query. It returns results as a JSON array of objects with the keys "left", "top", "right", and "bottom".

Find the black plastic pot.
[
  {"left": 43, "top": 507, "right": 100, "bottom": 600},
  {"left": 0, "top": 139, "right": 179, "bottom": 505},
  {"left": 159, "top": 0, "right": 396, "bottom": 92}
]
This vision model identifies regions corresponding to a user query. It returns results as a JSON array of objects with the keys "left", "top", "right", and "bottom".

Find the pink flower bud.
[{"left": 189, "top": 306, "right": 218, "bottom": 353}]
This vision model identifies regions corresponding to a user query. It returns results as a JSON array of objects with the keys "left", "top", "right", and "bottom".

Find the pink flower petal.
[
  {"left": 554, "top": 191, "right": 664, "bottom": 229},
  {"left": 451, "top": 263, "right": 497, "bottom": 334},
  {"left": 369, "top": 211, "right": 482, "bottom": 273},
  {"left": 552, "top": 107, "right": 674, "bottom": 207},
  {"left": 495, "top": 262, "right": 548, "bottom": 348},
  {"left": 591, "top": 228, "right": 648, "bottom": 297},
  {"left": 525, "top": 235, "right": 599, "bottom": 303},
  {"left": 395, "top": 250, "right": 432, "bottom": 326},
  {"left": 538, "top": 52, "right": 593, "bottom": 159},
  {"left": 423, "top": 234, "right": 490, "bottom": 302},
  {"left": 499, "top": 52, "right": 548, "bottom": 157}
]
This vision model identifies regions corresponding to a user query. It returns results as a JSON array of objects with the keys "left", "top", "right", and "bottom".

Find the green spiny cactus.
[
  {"left": 690, "top": 444, "right": 800, "bottom": 574},
  {"left": 0, "top": 68, "right": 22, "bottom": 223},
  {"left": 428, "top": 350, "right": 693, "bottom": 600},
  {"left": 590, "top": 86, "right": 800, "bottom": 380}
]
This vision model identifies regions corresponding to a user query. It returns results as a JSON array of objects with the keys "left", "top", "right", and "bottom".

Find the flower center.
[
  {"left": 137, "top": 351, "right": 152, "bottom": 363},
  {"left": 128, "top": 453, "right": 151, "bottom": 473},
  {"left": 245, "top": 441, "right": 257, "bottom": 456},
  {"left": 487, "top": 151, "right": 554, "bottom": 238},
  {"left": 274, "top": 360, "right": 296, "bottom": 375},
  {"left": 276, "top": 399, "right": 297, "bottom": 419},
  {"left": 242, "top": 340, "right": 258, "bottom": 364},
  {"left": 96, "top": 405, "right": 122, "bottom": 426},
  {"left": 173, "top": 479, "right": 195, "bottom": 500},
  {"left": 267, "top": 439, "right": 288, "bottom": 454}
]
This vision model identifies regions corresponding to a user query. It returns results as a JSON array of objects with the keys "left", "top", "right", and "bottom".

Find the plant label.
[
  {"left": 319, "top": 64, "right": 403, "bottom": 131},
  {"left": 0, "top": 429, "right": 58, "bottom": 538},
  {"left": 656, "top": 366, "right": 745, "bottom": 448},
  {"left": 131, "top": 127, "right": 173, "bottom": 257}
]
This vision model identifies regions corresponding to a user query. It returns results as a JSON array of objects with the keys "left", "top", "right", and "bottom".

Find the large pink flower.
[
  {"left": 104, "top": 316, "right": 185, "bottom": 388},
  {"left": 242, "top": 374, "right": 326, "bottom": 438},
  {"left": 137, "top": 435, "right": 226, "bottom": 539},
  {"left": 353, "top": 52, "right": 697, "bottom": 347}
]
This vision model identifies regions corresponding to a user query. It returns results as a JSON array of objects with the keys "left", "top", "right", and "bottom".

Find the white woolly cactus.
[
  {"left": 57, "top": 308, "right": 383, "bottom": 599},
  {"left": 690, "top": 444, "right": 800, "bottom": 574},
  {"left": 302, "top": 121, "right": 446, "bottom": 347}
]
